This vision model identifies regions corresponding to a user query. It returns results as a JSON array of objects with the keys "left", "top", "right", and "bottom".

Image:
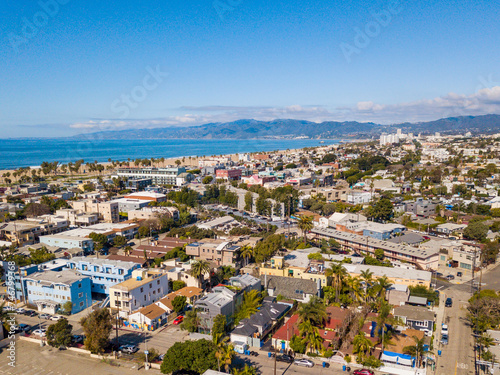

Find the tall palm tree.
[
  {"left": 297, "top": 296, "right": 327, "bottom": 326},
  {"left": 403, "top": 335, "right": 425, "bottom": 367},
  {"left": 297, "top": 215, "right": 314, "bottom": 245},
  {"left": 190, "top": 260, "right": 211, "bottom": 288},
  {"left": 353, "top": 333, "right": 373, "bottom": 362},
  {"left": 345, "top": 276, "right": 363, "bottom": 303},
  {"left": 376, "top": 300, "right": 398, "bottom": 353},
  {"left": 214, "top": 334, "right": 234, "bottom": 372},
  {"left": 325, "top": 262, "right": 347, "bottom": 303},
  {"left": 240, "top": 246, "right": 253, "bottom": 266},
  {"left": 360, "top": 270, "right": 374, "bottom": 303}
]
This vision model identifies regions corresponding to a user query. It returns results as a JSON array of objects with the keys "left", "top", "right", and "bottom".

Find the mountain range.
[{"left": 80, "top": 114, "right": 500, "bottom": 140}]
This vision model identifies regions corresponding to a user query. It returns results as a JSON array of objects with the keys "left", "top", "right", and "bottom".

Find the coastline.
[{"left": 0, "top": 138, "right": 351, "bottom": 176}]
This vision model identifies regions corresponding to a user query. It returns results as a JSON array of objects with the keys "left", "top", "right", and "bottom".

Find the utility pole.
[
  {"left": 115, "top": 304, "right": 120, "bottom": 346},
  {"left": 274, "top": 344, "right": 277, "bottom": 375}
]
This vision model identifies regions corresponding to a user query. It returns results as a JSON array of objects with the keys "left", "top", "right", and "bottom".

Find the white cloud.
[{"left": 67, "top": 86, "right": 500, "bottom": 132}]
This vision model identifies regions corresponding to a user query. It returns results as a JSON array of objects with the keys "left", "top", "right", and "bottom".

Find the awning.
[{"left": 381, "top": 351, "right": 415, "bottom": 367}]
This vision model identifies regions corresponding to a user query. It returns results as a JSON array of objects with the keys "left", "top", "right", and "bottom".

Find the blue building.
[
  {"left": 66, "top": 257, "right": 142, "bottom": 298},
  {"left": 14, "top": 259, "right": 68, "bottom": 301},
  {"left": 23, "top": 270, "right": 92, "bottom": 314}
]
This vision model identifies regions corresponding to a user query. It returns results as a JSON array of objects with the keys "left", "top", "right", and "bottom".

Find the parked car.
[
  {"left": 445, "top": 297, "right": 453, "bottom": 307},
  {"left": 446, "top": 274, "right": 455, "bottom": 280},
  {"left": 40, "top": 313, "right": 51, "bottom": 319},
  {"left": 32, "top": 329, "right": 47, "bottom": 337},
  {"left": 172, "top": 316, "right": 184, "bottom": 325},
  {"left": 441, "top": 333, "right": 449, "bottom": 345},
  {"left": 457, "top": 271, "right": 463, "bottom": 277},
  {"left": 16, "top": 308, "right": 26, "bottom": 314},
  {"left": 119, "top": 345, "right": 139, "bottom": 354},
  {"left": 26, "top": 310, "right": 38, "bottom": 317},
  {"left": 72, "top": 335, "right": 84, "bottom": 344},
  {"left": 14, "top": 324, "right": 30, "bottom": 334},
  {"left": 293, "top": 359, "right": 314, "bottom": 368},
  {"left": 50, "top": 315, "right": 65, "bottom": 321},
  {"left": 442, "top": 324, "right": 449, "bottom": 335},
  {"left": 353, "top": 370, "right": 375, "bottom": 375},
  {"left": 276, "top": 354, "right": 294, "bottom": 363}
]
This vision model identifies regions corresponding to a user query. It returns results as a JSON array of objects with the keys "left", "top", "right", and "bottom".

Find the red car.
[
  {"left": 172, "top": 316, "right": 184, "bottom": 325},
  {"left": 353, "top": 370, "right": 374, "bottom": 375}
]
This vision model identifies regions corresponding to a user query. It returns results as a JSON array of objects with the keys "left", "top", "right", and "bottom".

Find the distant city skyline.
[{"left": 1, "top": 0, "right": 499, "bottom": 138}]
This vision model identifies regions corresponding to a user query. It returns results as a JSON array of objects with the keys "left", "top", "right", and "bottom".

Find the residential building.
[
  {"left": 123, "top": 191, "right": 166, "bottom": 202},
  {"left": 23, "top": 270, "right": 92, "bottom": 314},
  {"left": 260, "top": 274, "right": 320, "bottom": 303},
  {"left": 128, "top": 206, "right": 179, "bottom": 221},
  {"left": 216, "top": 169, "right": 242, "bottom": 181},
  {"left": 117, "top": 167, "right": 190, "bottom": 186},
  {"left": 71, "top": 199, "right": 120, "bottom": 223},
  {"left": 110, "top": 268, "right": 169, "bottom": 317},
  {"left": 127, "top": 304, "right": 169, "bottom": 331},
  {"left": 341, "top": 264, "right": 432, "bottom": 288},
  {"left": 393, "top": 305, "right": 435, "bottom": 333},
  {"left": 195, "top": 286, "right": 237, "bottom": 332},
  {"left": 186, "top": 238, "right": 242, "bottom": 269},
  {"left": 405, "top": 198, "right": 437, "bottom": 218},
  {"left": 311, "top": 227, "right": 439, "bottom": 270},
  {"left": 66, "top": 257, "right": 142, "bottom": 297},
  {"left": 230, "top": 300, "right": 290, "bottom": 348},
  {"left": 40, "top": 234, "right": 94, "bottom": 253}
]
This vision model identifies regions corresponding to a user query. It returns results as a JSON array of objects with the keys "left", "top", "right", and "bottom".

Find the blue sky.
[{"left": 1, "top": 0, "right": 499, "bottom": 138}]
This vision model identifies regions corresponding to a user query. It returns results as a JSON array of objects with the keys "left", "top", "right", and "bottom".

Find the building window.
[
  {"left": 78, "top": 292, "right": 83, "bottom": 298},
  {"left": 78, "top": 283, "right": 82, "bottom": 288},
  {"left": 140, "top": 287, "right": 144, "bottom": 293},
  {"left": 80, "top": 302, "right": 84, "bottom": 307},
  {"left": 157, "top": 280, "right": 160, "bottom": 285}
]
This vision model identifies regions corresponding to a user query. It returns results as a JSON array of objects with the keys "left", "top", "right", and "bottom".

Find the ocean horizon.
[{"left": 0, "top": 138, "right": 341, "bottom": 170}]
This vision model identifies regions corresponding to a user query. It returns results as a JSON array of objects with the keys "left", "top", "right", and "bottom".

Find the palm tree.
[
  {"left": 237, "top": 290, "right": 262, "bottom": 320},
  {"left": 297, "top": 215, "right": 314, "bottom": 244},
  {"left": 403, "top": 335, "right": 425, "bottom": 367},
  {"left": 325, "top": 262, "right": 347, "bottom": 303},
  {"left": 353, "top": 333, "right": 373, "bottom": 362},
  {"left": 240, "top": 246, "right": 253, "bottom": 266},
  {"left": 297, "top": 296, "right": 327, "bottom": 326},
  {"left": 216, "top": 341, "right": 234, "bottom": 373},
  {"left": 373, "top": 276, "right": 393, "bottom": 300},
  {"left": 190, "top": 260, "right": 211, "bottom": 288},
  {"left": 232, "top": 364, "right": 257, "bottom": 375},
  {"left": 360, "top": 270, "right": 374, "bottom": 303},
  {"left": 299, "top": 320, "right": 324, "bottom": 354},
  {"left": 376, "top": 300, "right": 398, "bottom": 353},
  {"left": 345, "top": 275, "right": 363, "bottom": 303}
]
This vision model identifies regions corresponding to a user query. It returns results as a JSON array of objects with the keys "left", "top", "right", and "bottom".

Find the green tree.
[
  {"left": 464, "top": 221, "right": 489, "bottom": 241},
  {"left": 172, "top": 295, "right": 187, "bottom": 313},
  {"left": 240, "top": 245, "right": 254, "bottom": 266},
  {"left": 113, "top": 235, "right": 127, "bottom": 248},
  {"left": 297, "top": 215, "right": 314, "bottom": 245},
  {"left": 325, "top": 262, "right": 347, "bottom": 303},
  {"left": 368, "top": 198, "right": 393, "bottom": 222},
  {"left": 289, "top": 334, "right": 306, "bottom": 354},
  {"left": 232, "top": 364, "right": 257, "bottom": 375},
  {"left": 298, "top": 319, "right": 324, "bottom": 354},
  {"left": 244, "top": 192, "right": 253, "bottom": 211},
  {"left": 403, "top": 335, "right": 425, "bottom": 367},
  {"left": 80, "top": 308, "right": 113, "bottom": 354},
  {"left": 161, "top": 339, "right": 218, "bottom": 374},
  {"left": 190, "top": 260, "right": 211, "bottom": 288},
  {"left": 353, "top": 333, "right": 373, "bottom": 362},
  {"left": 203, "top": 176, "right": 214, "bottom": 184},
  {"left": 236, "top": 290, "right": 262, "bottom": 321},
  {"left": 61, "top": 301, "right": 73, "bottom": 315},
  {"left": 172, "top": 280, "right": 187, "bottom": 291},
  {"left": 297, "top": 296, "right": 327, "bottom": 326},
  {"left": 212, "top": 314, "right": 227, "bottom": 341},
  {"left": 180, "top": 310, "right": 199, "bottom": 333},
  {"left": 46, "top": 318, "right": 73, "bottom": 348}
]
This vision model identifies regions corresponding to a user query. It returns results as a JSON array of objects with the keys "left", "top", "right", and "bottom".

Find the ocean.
[{"left": 0, "top": 138, "right": 340, "bottom": 170}]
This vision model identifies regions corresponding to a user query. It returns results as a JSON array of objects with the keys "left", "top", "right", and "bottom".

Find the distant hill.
[{"left": 80, "top": 114, "right": 500, "bottom": 140}]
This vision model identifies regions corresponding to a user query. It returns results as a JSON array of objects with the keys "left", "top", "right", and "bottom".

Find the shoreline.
[{"left": 0, "top": 138, "right": 353, "bottom": 176}]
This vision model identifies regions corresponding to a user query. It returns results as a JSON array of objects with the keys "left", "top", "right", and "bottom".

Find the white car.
[
  {"left": 294, "top": 359, "right": 314, "bottom": 368},
  {"left": 50, "top": 315, "right": 65, "bottom": 321},
  {"left": 442, "top": 324, "right": 449, "bottom": 335},
  {"left": 119, "top": 345, "right": 139, "bottom": 354},
  {"left": 32, "top": 329, "right": 47, "bottom": 337}
]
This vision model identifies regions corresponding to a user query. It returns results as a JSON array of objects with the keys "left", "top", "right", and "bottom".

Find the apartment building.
[
  {"left": 71, "top": 199, "right": 119, "bottom": 223},
  {"left": 110, "top": 268, "right": 169, "bottom": 318},
  {"left": 23, "top": 270, "right": 92, "bottom": 314},
  {"left": 117, "top": 167, "right": 189, "bottom": 186},
  {"left": 186, "top": 239, "right": 242, "bottom": 269},
  {"left": 66, "top": 257, "right": 142, "bottom": 297},
  {"left": 128, "top": 206, "right": 179, "bottom": 221}
]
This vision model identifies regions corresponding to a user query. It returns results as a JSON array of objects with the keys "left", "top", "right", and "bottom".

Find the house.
[
  {"left": 230, "top": 301, "right": 290, "bottom": 348},
  {"left": 109, "top": 269, "right": 170, "bottom": 318},
  {"left": 71, "top": 199, "right": 119, "bottom": 223},
  {"left": 127, "top": 303, "right": 169, "bottom": 331},
  {"left": 194, "top": 286, "right": 237, "bottom": 332},
  {"left": 228, "top": 274, "right": 261, "bottom": 293},
  {"left": 66, "top": 257, "right": 142, "bottom": 298},
  {"left": 186, "top": 238, "right": 242, "bottom": 269},
  {"left": 341, "top": 264, "right": 432, "bottom": 288},
  {"left": 393, "top": 305, "right": 435, "bottom": 333},
  {"left": 260, "top": 275, "right": 320, "bottom": 303},
  {"left": 155, "top": 286, "right": 204, "bottom": 314},
  {"left": 387, "top": 284, "right": 410, "bottom": 306},
  {"left": 23, "top": 270, "right": 92, "bottom": 314}
]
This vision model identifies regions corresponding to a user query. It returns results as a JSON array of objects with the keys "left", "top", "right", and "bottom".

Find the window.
[
  {"left": 78, "top": 292, "right": 83, "bottom": 298},
  {"left": 78, "top": 283, "right": 82, "bottom": 288},
  {"left": 149, "top": 283, "right": 152, "bottom": 289},
  {"left": 144, "top": 295, "right": 146, "bottom": 301},
  {"left": 140, "top": 287, "right": 144, "bottom": 293},
  {"left": 80, "top": 302, "right": 84, "bottom": 307},
  {"left": 157, "top": 280, "right": 160, "bottom": 285}
]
